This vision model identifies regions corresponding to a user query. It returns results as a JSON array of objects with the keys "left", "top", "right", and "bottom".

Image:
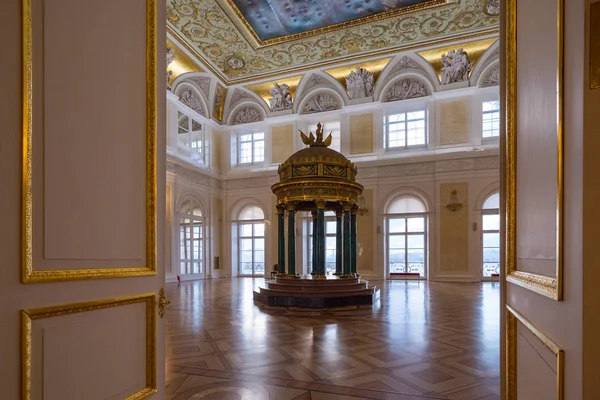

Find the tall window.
[
  {"left": 308, "top": 121, "right": 341, "bottom": 152},
  {"left": 238, "top": 132, "right": 264, "bottom": 164},
  {"left": 178, "top": 202, "right": 203, "bottom": 276},
  {"left": 482, "top": 101, "right": 500, "bottom": 138},
  {"left": 386, "top": 195, "right": 427, "bottom": 278},
  {"left": 482, "top": 192, "right": 500, "bottom": 278},
  {"left": 385, "top": 110, "right": 427, "bottom": 149},
  {"left": 236, "top": 205, "right": 265, "bottom": 276},
  {"left": 177, "top": 111, "right": 204, "bottom": 162},
  {"left": 306, "top": 211, "right": 337, "bottom": 274}
]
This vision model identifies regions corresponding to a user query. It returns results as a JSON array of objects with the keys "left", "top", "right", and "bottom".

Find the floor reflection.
[{"left": 166, "top": 278, "right": 500, "bottom": 400}]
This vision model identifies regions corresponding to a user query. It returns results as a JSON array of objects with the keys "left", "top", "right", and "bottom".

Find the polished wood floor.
[{"left": 166, "top": 279, "right": 500, "bottom": 400}]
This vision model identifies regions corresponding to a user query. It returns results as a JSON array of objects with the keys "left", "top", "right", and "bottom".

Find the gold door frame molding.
[
  {"left": 22, "top": 294, "right": 157, "bottom": 400},
  {"left": 504, "top": 0, "right": 564, "bottom": 300},
  {"left": 505, "top": 305, "right": 564, "bottom": 400},
  {"left": 21, "top": 0, "right": 157, "bottom": 282}
]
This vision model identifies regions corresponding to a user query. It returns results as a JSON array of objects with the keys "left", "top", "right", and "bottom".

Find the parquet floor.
[{"left": 165, "top": 278, "right": 500, "bottom": 400}]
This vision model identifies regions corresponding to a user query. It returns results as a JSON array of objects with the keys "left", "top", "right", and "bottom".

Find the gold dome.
[{"left": 271, "top": 123, "right": 363, "bottom": 211}]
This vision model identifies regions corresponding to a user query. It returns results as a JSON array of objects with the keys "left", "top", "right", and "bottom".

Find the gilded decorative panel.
[
  {"left": 350, "top": 113, "right": 374, "bottom": 154},
  {"left": 166, "top": 0, "right": 499, "bottom": 83},
  {"left": 22, "top": 294, "right": 157, "bottom": 400},
  {"left": 439, "top": 182, "right": 469, "bottom": 272},
  {"left": 439, "top": 100, "right": 469, "bottom": 145},
  {"left": 271, "top": 125, "right": 294, "bottom": 164},
  {"left": 505, "top": 0, "right": 564, "bottom": 300},
  {"left": 22, "top": 0, "right": 157, "bottom": 282}
]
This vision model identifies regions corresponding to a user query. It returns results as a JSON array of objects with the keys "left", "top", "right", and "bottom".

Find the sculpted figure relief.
[
  {"left": 482, "top": 65, "right": 500, "bottom": 87},
  {"left": 268, "top": 83, "right": 293, "bottom": 112},
  {"left": 178, "top": 87, "right": 205, "bottom": 116},
  {"left": 301, "top": 93, "right": 341, "bottom": 114},
  {"left": 440, "top": 48, "right": 473, "bottom": 85},
  {"left": 384, "top": 79, "right": 428, "bottom": 102},
  {"left": 166, "top": 48, "right": 177, "bottom": 91},
  {"left": 346, "top": 66, "right": 374, "bottom": 99},
  {"left": 233, "top": 106, "right": 263, "bottom": 125}
]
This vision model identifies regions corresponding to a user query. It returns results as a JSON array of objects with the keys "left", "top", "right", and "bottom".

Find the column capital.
[
  {"left": 287, "top": 202, "right": 297, "bottom": 212},
  {"left": 276, "top": 205, "right": 286, "bottom": 214},
  {"left": 315, "top": 199, "right": 327, "bottom": 209},
  {"left": 336, "top": 209, "right": 344, "bottom": 219}
]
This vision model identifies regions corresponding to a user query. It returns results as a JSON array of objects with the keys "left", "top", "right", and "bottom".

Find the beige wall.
[
  {"left": 271, "top": 124, "right": 294, "bottom": 164},
  {"left": 350, "top": 113, "right": 374, "bottom": 154},
  {"left": 439, "top": 100, "right": 470, "bottom": 145},
  {"left": 357, "top": 189, "right": 374, "bottom": 272},
  {"left": 211, "top": 129, "right": 222, "bottom": 171},
  {"left": 439, "top": 182, "right": 469, "bottom": 272}
]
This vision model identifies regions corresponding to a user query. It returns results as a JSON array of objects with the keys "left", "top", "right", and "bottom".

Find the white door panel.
[{"left": 0, "top": 0, "right": 166, "bottom": 398}]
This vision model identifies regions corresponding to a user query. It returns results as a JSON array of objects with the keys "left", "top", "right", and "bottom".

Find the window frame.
[
  {"left": 237, "top": 131, "right": 265, "bottom": 166},
  {"left": 481, "top": 100, "right": 501, "bottom": 140},
  {"left": 383, "top": 106, "right": 429, "bottom": 151},
  {"left": 177, "top": 204, "right": 204, "bottom": 278},
  {"left": 481, "top": 192, "right": 500, "bottom": 280},
  {"left": 385, "top": 213, "right": 428, "bottom": 278},
  {"left": 175, "top": 104, "right": 207, "bottom": 165}
]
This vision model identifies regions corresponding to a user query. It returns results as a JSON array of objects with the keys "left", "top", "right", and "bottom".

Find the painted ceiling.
[
  {"left": 167, "top": 0, "right": 499, "bottom": 84},
  {"left": 228, "top": 0, "right": 439, "bottom": 41}
]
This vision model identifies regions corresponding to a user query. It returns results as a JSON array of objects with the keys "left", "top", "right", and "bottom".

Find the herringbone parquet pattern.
[{"left": 166, "top": 278, "right": 500, "bottom": 399}]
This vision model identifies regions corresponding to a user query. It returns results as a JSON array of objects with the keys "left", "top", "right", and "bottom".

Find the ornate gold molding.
[
  {"left": 166, "top": 0, "right": 499, "bottom": 85},
  {"left": 22, "top": 294, "right": 157, "bottom": 400},
  {"left": 21, "top": 0, "right": 157, "bottom": 282},
  {"left": 504, "top": 0, "right": 564, "bottom": 300},
  {"left": 506, "top": 305, "right": 564, "bottom": 400}
]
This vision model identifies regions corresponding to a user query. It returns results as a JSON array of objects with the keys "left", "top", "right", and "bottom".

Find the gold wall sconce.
[
  {"left": 446, "top": 189, "right": 463, "bottom": 212},
  {"left": 357, "top": 194, "right": 369, "bottom": 216}
]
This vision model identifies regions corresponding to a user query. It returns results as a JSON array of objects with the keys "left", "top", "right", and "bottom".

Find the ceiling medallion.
[
  {"left": 483, "top": 0, "right": 500, "bottom": 16},
  {"left": 226, "top": 56, "right": 245, "bottom": 70}
]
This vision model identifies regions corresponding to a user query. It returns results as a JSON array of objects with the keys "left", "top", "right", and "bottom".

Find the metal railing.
[{"left": 389, "top": 262, "right": 425, "bottom": 276}]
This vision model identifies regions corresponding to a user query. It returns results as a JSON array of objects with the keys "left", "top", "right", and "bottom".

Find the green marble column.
[
  {"left": 277, "top": 207, "right": 286, "bottom": 276},
  {"left": 335, "top": 210, "right": 343, "bottom": 275},
  {"left": 287, "top": 206, "right": 297, "bottom": 277},
  {"left": 342, "top": 208, "right": 352, "bottom": 277},
  {"left": 315, "top": 201, "right": 326, "bottom": 280},
  {"left": 311, "top": 210, "right": 317, "bottom": 275},
  {"left": 351, "top": 210, "right": 357, "bottom": 276}
]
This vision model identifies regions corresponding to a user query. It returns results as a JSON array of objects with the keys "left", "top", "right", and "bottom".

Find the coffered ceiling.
[{"left": 167, "top": 0, "right": 499, "bottom": 85}]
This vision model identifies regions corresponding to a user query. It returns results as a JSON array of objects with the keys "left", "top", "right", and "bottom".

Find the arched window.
[
  {"left": 482, "top": 192, "right": 500, "bottom": 278},
  {"left": 235, "top": 205, "right": 265, "bottom": 276},
  {"left": 385, "top": 195, "right": 428, "bottom": 278},
  {"left": 178, "top": 201, "right": 204, "bottom": 277}
]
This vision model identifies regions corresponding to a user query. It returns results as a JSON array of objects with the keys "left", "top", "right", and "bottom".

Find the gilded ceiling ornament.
[
  {"left": 301, "top": 93, "right": 341, "bottom": 115},
  {"left": 232, "top": 105, "right": 263, "bottom": 125},
  {"left": 483, "top": 0, "right": 500, "bottom": 16},
  {"left": 167, "top": 0, "right": 499, "bottom": 83},
  {"left": 440, "top": 48, "right": 473, "bottom": 84},
  {"left": 384, "top": 79, "right": 428, "bottom": 102},
  {"left": 226, "top": 56, "right": 245, "bottom": 70},
  {"left": 268, "top": 83, "right": 293, "bottom": 112},
  {"left": 346, "top": 66, "right": 374, "bottom": 99}
]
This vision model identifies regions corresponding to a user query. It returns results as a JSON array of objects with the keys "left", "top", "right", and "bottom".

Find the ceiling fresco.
[
  {"left": 167, "top": 0, "right": 499, "bottom": 84},
  {"left": 228, "top": 0, "right": 445, "bottom": 41}
]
